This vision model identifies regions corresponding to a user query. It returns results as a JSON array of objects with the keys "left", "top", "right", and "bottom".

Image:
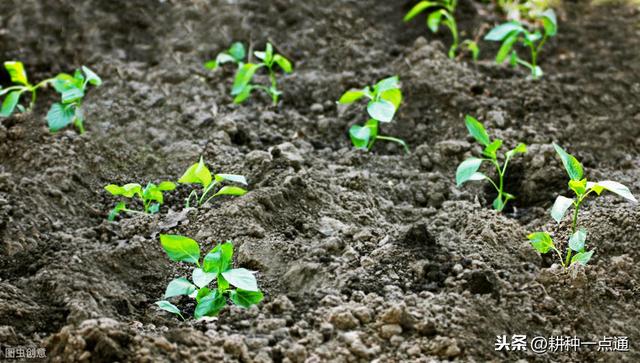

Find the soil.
[{"left": 1, "top": 0, "right": 640, "bottom": 362}]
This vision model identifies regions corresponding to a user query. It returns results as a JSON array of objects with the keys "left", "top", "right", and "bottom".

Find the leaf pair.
[
  {"left": 527, "top": 231, "right": 593, "bottom": 266},
  {"left": 156, "top": 235, "right": 264, "bottom": 319},
  {"left": 178, "top": 157, "right": 248, "bottom": 207},
  {"left": 104, "top": 181, "right": 175, "bottom": 220},
  {"left": 47, "top": 66, "right": 102, "bottom": 133},
  {"left": 1, "top": 61, "right": 35, "bottom": 117},
  {"left": 204, "top": 42, "right": 246, "bottom": 70}
]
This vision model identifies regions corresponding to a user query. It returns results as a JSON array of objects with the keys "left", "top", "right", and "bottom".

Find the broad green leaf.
[
  {"left": 179, "top": 157, "right": 212, "bottom": 188},
  {"left": 464, "top": 115, "right": 491, "bottom": 146},
  {"left": 483, "top": 139, "right": 503, "bottom": 159},
  {"left": 403, "top": 1, "right": 439, "bottom": 22},
  {"left": 505, "top": 143, "right": 527, "bottom": 158},
  {"left": 589, "top": 181, "right": 637, "bottom": 203},
  {"left": 214, "top": 174, "right": 248, "bottom": 185},
  {"left": 523, "top": 30, "right": 542, "bottom": 44},
  {"left": 148, "top": 203, "right": 160, "bottom": 214},
  {"left": 203, "top": 242, "right": 233, "bottom": 274},
  {"left": 273, "top": 54, "right": 293, "bottom": 73},
  {"left": 194, "top": 290, "right": 226, "bottom": 318},
  {"left": 192, "top": 268, "right": 217, "bottom": 288},
  {"left": 540, "top": 9, "right": 558, "bottom": 37},
  {"left": 571, "top": 250, "right": 594, "bottom": 266},
  {"left": 568, "top": 228, "right": 587, "bottom": 252},
  {"left": 367, "top": 99, "right": 396, "bottom": 122},
  {"left": 492, "top": 196, "right": 505, "bottom": 211},
  {"left": 496, "top": 32, "right": 519, "bottom": 64},
  {"left": 61, "top": 87, "right": 85, "bottom": 104},
  {"left": 105, "top": 184, "right": 125, "bottom": 196},
  {"left": 1, "top": 91, "right": 21, "bottom": 117},
  {"left": 427, "top": 10, "right": 444, "bottom": 33},
  {"left": 213, "top": 186, "right": 247, "bottom": 197},
  {"left": 155, "top": 300, "right": 182, "bottom": 316},
  {"left": 143, "top": 183, "right": 164, "bottom": 204},
  {"left": 164, "top": 277, "right": 197, "bottom": 298},
  {"left": 158, "top": 181, "right": 176, "bottom": 191},
  {"left": 465, "top": 40, "right": 479, "bottom": 61},
  {"left": 82, "top": 66, "right": 102, "bottom": 86},
  {"left": 160, "top": 234, "right": 200, "bottom": 264},
  {"left": 349, "top": 124, "right": 371, "bottom": 150},
  {"left": 339, "top": 89, "right": 366, "bottom": 104},
  {"left": 108, "top": 201, "right": 126, "bottom": 221},
  {"left": 231, "top": 63, "right": 260, "bottom": 95},
  {"left": 265, "top": 43, "right": 274, "bottom": 64},
  {"left": 551, "top": 195, "right": 574, "bottom": 223},
  {"left": 233, "top": 85, "right": 253, "bottom": 103},
  {"left": 218, "top": 274, "right": 230, "bottom": 291},
  {"left": 121, "top": 183, "right": 142, "bottom": 197},
  {"left": 228, "top": 42, "right": 246, "bottom": 61},
  {"left": 553, "top": 143, "right": 583, "bottom": 181},
  {"left": 196, "top": 287, "right": 211, "bottom": 303},
  {"left": 230, "top": 289, "right": 264, "bottom": 308},
  {"left": 456, "top": 158, "right": 483, "bottom": 186},
  {"left": 52, "top": 74, "right": 77, "bottom": 93},
  {"left": 4, "top": 61, "right": 28, "bottom": 85},
  {"left": 375, "top": 76, "right": 400, "bottom": 93},
  {"left": 469, "top": 172, "right": 487, "bottom": 181},
  {"left": 484, "top": 22, "right": 525, "bottom": 41},
  {"left": 569, "top": 179, "right": 587, "bottom": 196},
  {"left": 380, "top": 88, "right": 402, "bottom": 110},
  {"left": 527, "top": 232, "right": 555, "bottom": 254},
  {"left": 222, "top": 268, "right": 259, "bottom": 291},
  {"left": 47, "top": 103, "right": 75, "bottom": 132}
]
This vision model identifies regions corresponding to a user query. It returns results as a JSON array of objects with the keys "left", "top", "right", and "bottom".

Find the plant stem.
[
  {"left": 268, "top": 66, "right": 278, "bottom": 106},
  {"left": 376, "top": 135, "right": 410, "bottom": 154},
  {"left": 563, "top": 201, "right": 581, "bottom": 266}
]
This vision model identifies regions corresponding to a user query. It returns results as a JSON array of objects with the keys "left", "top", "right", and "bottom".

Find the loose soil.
[{"left": 1, "top": 0, "right": 640, "bottom": 362}]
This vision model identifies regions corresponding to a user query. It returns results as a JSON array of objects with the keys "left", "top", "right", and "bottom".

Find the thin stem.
[
  {"left": 376, "top": 135, "right": 410, "bottom": 154},
  {"left": 268, "top": 66, "right": 278, "bottom": 106},
  {"left": 186, "top": 190, "right": 198, "bottom": 208},
  {"left": 198, "top": 182, "right": 217, "bottom": 205},
  {"left": 564, "top": 200, "right": 582, "bottom": 266},
  {"left": 0, "top": 85, "right": 26, "bottom": 96},
  {"left": 553, "top": 247, "right": 565, "bottom": 268}
]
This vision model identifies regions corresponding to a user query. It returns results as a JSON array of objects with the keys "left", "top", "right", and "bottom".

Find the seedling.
[
  {"left": 484, "top": 9, "right": 557, "bottom": 79},
  {"left": 338, "top": 76, "right": 409, "bottom": 153},
  {"left": 206, "top": 42, "right": 293, "bottom": 106},
  {"left": 178, "top": 157, "right": 248, "bottom": 208},
  {"left": 105, "top": 181, "right": 176, "bottom": 221},
  {"left": 0, "top": 61, "right": 52, "bottom": 117},
  {"left": 404, "top": 1, "right": 479, "bottom": 60},
  {"left": 456, "top": 115, "right": 526, "bottom": 211},
  {"left": 528, "top": 144, "right": 637, "bottom": 268},
  {"left": 155, "top": 234, "right": 264, "bottom": 320},
  {"left": 47, "top": 66, "right": 102, "bottom": 133}
]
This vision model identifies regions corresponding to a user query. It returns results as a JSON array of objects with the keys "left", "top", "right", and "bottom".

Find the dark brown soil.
[{"left": 1, "top": 0, "right": 639, "bottom": 362}]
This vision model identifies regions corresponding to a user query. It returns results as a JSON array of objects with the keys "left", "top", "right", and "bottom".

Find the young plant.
[
  {"left": 206, "top": 42, "right": 293, "bottom": 106},
  {"left": 528, "top": 144, "right": 637, "bottom": 268},
  {"left": 338, "top": 76, "right": 409, "bottom": 153},
  {"left": 155, "top": 235, "right": 264, "bottom": 320},
  {"left": 404, "top": 1, "right": 479, "bottom": 60},
  {"left": 105, "top": 181, "right": 176, "bottom": 221},
  {"left": 484, "top": 9, "right": 557, "bottom": 79},
  {"left": 178, "top": 157, "right": 248, "bottom": 208},
  {"left": 46, "top": 66, "right": 102, "bottom": 133},
  {"left": 0, "top": 61, "right": 52, "bottom": 117},
  {"left": 456, "top": 115, "right": 526, "bottom": 211}
]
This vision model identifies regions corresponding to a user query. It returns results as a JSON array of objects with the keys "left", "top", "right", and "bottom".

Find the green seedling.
[
  {"left": 206, "top": 42, "right": 293, "bottom": 106},
  {"left": 456, "top": 115, "right": 526, "bottom": 211},
  {"left": 484, "top": 9, "right": 557, "bottom": 79},
  {"left": 105, "top": 181, "right": 176, "bottom": 221},
  {"left": 338, "top": 76, "right": 409, "bottom": 153},
  {"left": 178, "top": 157, "right": 248, "bottom": 208},
  {"left": 528, "top": 144, "right": 637, "bottom": 268},
  {"left": 46, "top": 66, "right": 102, "bottom": 133},
  {"left": 0, "top": 61, "right": 52, "bottom": 117},
  {"left": 404, "top": 1, "right": 479, "bottom": 60},
  {"left": 155, "top": 235, "right": 264, "bottom": 320}
]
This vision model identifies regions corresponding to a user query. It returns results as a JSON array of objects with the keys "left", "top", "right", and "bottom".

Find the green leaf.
[
  {"left": 4, "top": 61, "right": 29, "bottom": 85},
  {"left": 273, "top": 54, "right": 293, "bottom": 73},
  {"left": 164, "top": 277, "right": 197, "bottom": 299},
  {"left": 427, "top": 10, "right": 444, "bottom": 33},
  {"left": 82, "top": 66, "right": 102, "bottom": 86},
  {"left": 568, "top": 228, "right": 587, "bottom": 252},
  {"left": 492, "top": 196, "right": 505, "bottom": 211},
  {"left": 232, "top": 63, "right": 260, "bottom": 95},
  {"left": 553, "top": 143, "right": 583, "bottom": 181},
  {"left": 221, "top": 268, "right": 259, "bottom": 291},
  {"left": 108, "top": 201, "right": 126, "bottom": 221},
  {"left": 588, "top": 181, "right": 637, "bottom": 203},
  {"left": 571, "top": 250, "right": 594, "bottom": 266},
  {"left": 47, "top": 103, "right": 75, "bottom": 132},
  {"left": 380, "top": 88, "right": 402, "bottom": 110},
  {"left": 203, "top": 242, "right": 233, "bottom": 274},
  {"left": 338, "top": 89, "right": 365, "bottom": 104},
  {"left": 403, "top": 1, "right": 439, "bottom": 22},
  {"left": 349, "top": 124, "right": 371, "bottom": 150},
  {"left": 483, "top": 139, "right": 503, "bottom": 159},
  {"left": 456, "top": 158, "right": 483, "bottom": 187},
  {"left": 539, "top": 9, "right": 558, "bottom": 37},
  {"left": 194, "top": 290, "right": 226, "bottom": 318},
  {"left": 228, "top": 42, "right": 246, "bottom": 62},
  {"left": 143, "top": 183, "right": 164, "bottom": 204},
  {"left": 196, "top": 287, "right": 211, "bottom": 303},
  {"left": 104, "top": 183, "right": 142, "bottom": 198},
  {"left": 569, "top": 179, "right": 587, "bottom": 196},
  {"left": 505, "top": 143, "right": 527, "bottom": 158},
  {"left": 52, "top": 74, "right": 77, "bottom": 93},
  {"left": 213, "top": 186, "right": 247, "bottom": 197},
  {"left": 1, "top": 91, "right": 21, "bottom": 117},
  {"left": 214, "top": 174, "right": 248, "bottom": 185},
  {"left": 375, "top": 76, "right": 400, "bottom": 94},
  {"left": 158, "top": 181, "right": 176, "bottom": 191},
  {"left": 155, "top": 300, "right": 182, "bottom": 316},
  {"left": 218, "top": 274, "right": 230, "bottom": 291},
  {"left": 233, "top": 85, "right": 253, "bottom": 103},
  {"left": 230, "top": 289, "right": 264, "bottom": 308},
  {"left": 179, "top": 157, "right": 213, "bottom": 188},
  {"left": 527, "top": 232, "right": 555, "bottom": 254},
  {"left": 550, "top": 195, "right": 574, "bottom": 223},
  {"left": 192, "top": 268, "right": 217, "bottom": 288},
  {"left": 465, "top": 40, "right": 480, "bottom": 61},
  {"left": 484, "top": 22, "right": 525, "bottom": 41},
  {"left": 496, "top": 32, "right": 519, "bottom": 64},
  {"left": 160, "top": 234, "right": 200, "bottom": 264},
  {"left": 367, "top": 99, "right": 396, "bottom": 122},
  {"left": 61, "top": 87, "right": 85, "bottom": 104},
  {"left": 464, "top": 115, "right": 491, "bottom": 146}
]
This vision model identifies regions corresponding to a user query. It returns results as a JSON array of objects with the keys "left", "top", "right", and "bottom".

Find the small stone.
[{"left": 379, "top": 324, "right": 402, "bottom": 339}]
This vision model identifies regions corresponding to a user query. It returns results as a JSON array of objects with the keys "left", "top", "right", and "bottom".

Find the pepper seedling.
[
  {"left": 403, "top": 1, "right": 479, "bottom": 60},
  {"left": 105, "top": 181, "right": 176, "bottom": 221},
  {"left": 456, "top": 115, "right": 526, "bottom": 211},
  {"left": 484, "top": 9, "right": 557, "bottom": 79},
  {"left": 528, "top": 144, "right": 637, "bottom": 268},
  {"left": 338, "top": 76, "right": 409, "bottom": 153},
  {"left": 155, "top": 235, "right": 264, "bottom": 320},
  {"left": 178, "top": 157, "right": 248, "bottom": 208},
  {"left": 47, "top": 66, "right": 102, "bottom": 133},
  {"left": 207, "top": 42, "right": 293, "bottom": 106},
  {"left": 0, "top": 61, "right": 52, "bottom": 117}
]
